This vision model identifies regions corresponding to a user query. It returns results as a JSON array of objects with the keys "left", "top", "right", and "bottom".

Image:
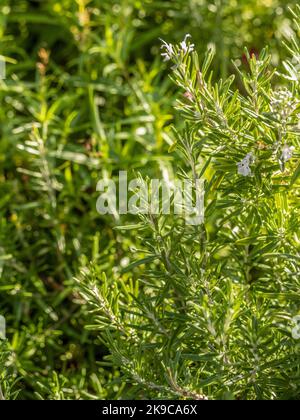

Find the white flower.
[
  {"left": 281, "top": 145, "right": 295, "bottom": 162},
  {"left": 237, "top": 161, "right": 251, "bottom": 177},
  {"left": 160, "top": 34, "right": 194, "bottom": 63},
  {"left": 160, "top": 39, "right": 174, "bottom": 62},
  {"left": 180, "top": 34, "right": 194, "bottom": 54},
  {"left": 237, "top": 152, "right": 254, "bottom": 177}
]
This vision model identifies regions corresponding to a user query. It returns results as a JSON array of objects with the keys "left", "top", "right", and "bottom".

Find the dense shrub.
[
  {"left": 0, "top": 0, "right": 299, "bottom": 400},
  {"left": 78, "top": 10, "right": 300, "bottom": 399}
]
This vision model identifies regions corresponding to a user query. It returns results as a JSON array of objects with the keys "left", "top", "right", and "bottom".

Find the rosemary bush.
[
  {"left": 78, "top": 8, "right": 300, "bottom": 400},
  {"left": 0, "top": 0, "right": 299, "bottom": 400}
]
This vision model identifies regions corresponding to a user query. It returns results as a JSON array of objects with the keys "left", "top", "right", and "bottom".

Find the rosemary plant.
[
  {"left": 78, "top": 7, "right": 300, "bottom": 400},
  {"left": 0, "top": 0, "right": 299, "bottom": 401}
]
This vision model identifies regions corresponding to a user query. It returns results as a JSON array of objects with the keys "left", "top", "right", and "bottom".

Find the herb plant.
[{"left": 78, "top": 8, "right": 300, "bottom": 400}]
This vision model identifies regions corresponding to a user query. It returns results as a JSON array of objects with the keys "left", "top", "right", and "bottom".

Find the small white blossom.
[
  {"left": 160, "top": 34, "right": 194, "bottom": 63},
  {"left": 160, "top": 39, "right": 174, "bottom": 62},
  {"left": 180, "top": 34, "right": 194, "bottom": 54},
  {"left": 237, "top": 152, "right": 254, "bottom": 177},
  {"left": 237, "top": 161, "right": 251, "bottom": 177},
  {"left": 281, "top": 145, "right": 295, "bottom": 162}
]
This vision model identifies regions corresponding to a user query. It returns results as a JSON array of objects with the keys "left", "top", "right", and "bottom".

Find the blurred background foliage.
[{"left": 0, "top": 0, "right": 299, "bottom": 399}]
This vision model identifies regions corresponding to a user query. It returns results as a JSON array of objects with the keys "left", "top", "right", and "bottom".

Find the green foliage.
[
  {"left": 78, "top": 7, "right": 300, "bottom": 400},
  {"left": 0, "top": 0, "right": 299, "bottom": 400}
]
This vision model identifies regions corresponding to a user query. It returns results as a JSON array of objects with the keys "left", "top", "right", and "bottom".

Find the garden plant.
[{"left": 0, "top": 0, "right": 299, "bottom": 401}]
